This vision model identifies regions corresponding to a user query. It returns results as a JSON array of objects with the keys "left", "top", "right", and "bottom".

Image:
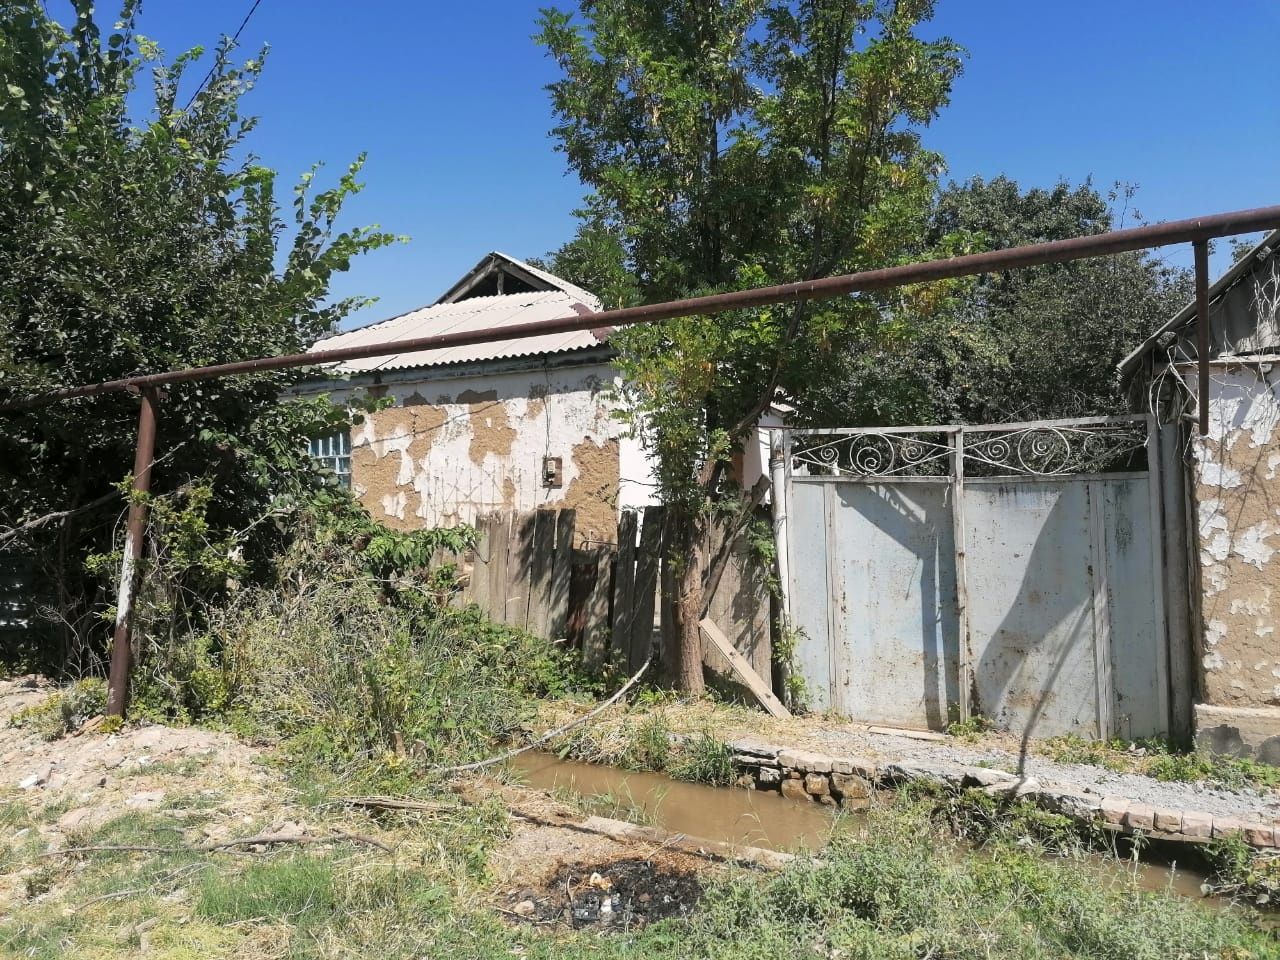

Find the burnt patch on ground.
[{"left": 503, "top": 856, "right": 703, "bottom": 930}]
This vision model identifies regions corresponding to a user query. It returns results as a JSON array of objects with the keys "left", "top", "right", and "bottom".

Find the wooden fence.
[{"left": 462, "top": 506, "right": 774, "bottom": 693}]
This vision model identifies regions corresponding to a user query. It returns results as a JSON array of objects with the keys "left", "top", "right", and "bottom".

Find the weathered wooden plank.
[
  {"left": 486, "top": 513, "right": 511, "bottom": 625},
  {"left": 505, "top": 512, "right": 537, "bottom": 630},
  {"left": 628, "top": 506, "right": 664, "bottom": 672},
  {"left": 526, "top": 510, "right": 557, "bottom": 637},
  {"left": 610, "top": 510, "right": 638, "bottom": 657},
  {"left": 469, "top": 516, "right": 493, "bottom": 610},
  {"left": 703, "top": 525, "right": 772, "bottom": 690},
  {"left": 578, "top": 546, "right": 614, "bottom": 669},
  {"left": 659, "top": 547, "right": 678, "bottom": 673},
  {"left": 548, "top": 509, "right": 576, "bottom": 641},
  {"left": 699, "top": 617, "right": 791, "bottom": 719}
]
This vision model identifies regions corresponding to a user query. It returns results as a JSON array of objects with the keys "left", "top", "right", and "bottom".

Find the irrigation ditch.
[{"left": 500, "top": 733, "right": 1280, "bottom": 928}]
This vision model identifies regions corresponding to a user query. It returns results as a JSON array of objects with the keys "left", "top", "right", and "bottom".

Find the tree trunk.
[{"left": 674, "top": 524, "right": 706, "bottom": 694}]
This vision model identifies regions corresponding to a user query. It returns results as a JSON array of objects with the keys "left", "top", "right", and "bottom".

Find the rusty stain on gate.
[{"left": 779, "top": 415, "right": 1180, "bottom": 740}]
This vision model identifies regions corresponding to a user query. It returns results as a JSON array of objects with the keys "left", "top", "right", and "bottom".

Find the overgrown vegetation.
[
  {"left": 558, "top": 710, "right": 736, "bottom": 787},
  {"left": 0, "top": 1, "right": 397, "bottom": 675},
  {"left": 109, "top": 498, "right": 596, "bottom": 786},
  {"left": 8, "top": 678, "right": 106, "bottom": 740},
  {"left": 3, "top": 791, "right": 1273, "bottom": 959}
]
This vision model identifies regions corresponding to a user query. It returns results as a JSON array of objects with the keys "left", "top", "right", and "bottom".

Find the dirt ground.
[{"left": 0, "top": 677, "right": 722, "bottom": 934}]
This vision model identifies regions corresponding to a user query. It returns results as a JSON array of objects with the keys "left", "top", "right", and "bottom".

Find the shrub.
[
  {"left": 9, "top": 679, "right": 105, "bottom": 740},
  {"left": 204, "top": 509, "right": 588, "bottom": 776}
]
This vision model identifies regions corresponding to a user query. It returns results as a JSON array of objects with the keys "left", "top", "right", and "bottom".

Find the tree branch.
[{"left": 0, "top": 490, "right": 120, "bottom": 549}]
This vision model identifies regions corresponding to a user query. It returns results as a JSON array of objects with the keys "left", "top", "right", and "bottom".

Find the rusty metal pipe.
[
  {"left": 5, "top": 203, "right": 1280, "bottom": 412},
  {"left": 105, "top": 387, "right": 159, "bottom": 718},
  {"left": 1193, "top": 239, "right": 1212, "bottom": 435}
]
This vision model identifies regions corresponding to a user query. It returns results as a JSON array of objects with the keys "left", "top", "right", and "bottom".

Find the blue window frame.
[{"left": 308, "top": 431, "right": 352, "bottom": 487}]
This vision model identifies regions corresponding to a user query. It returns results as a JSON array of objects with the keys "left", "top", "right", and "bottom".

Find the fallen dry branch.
[
  {"left": 336, "top": 795, "right": 456, "bottom": 814},
  {"left": 40, "top": 830, "right": 393, "bottom": 860},
  {"left": 503, "top": 800, "right": 802, "bottom": 873}
]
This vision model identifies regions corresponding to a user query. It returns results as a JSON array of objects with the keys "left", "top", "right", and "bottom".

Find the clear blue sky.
[{"left": 120, "top": 0, "right": 1279, "bottom": 329}]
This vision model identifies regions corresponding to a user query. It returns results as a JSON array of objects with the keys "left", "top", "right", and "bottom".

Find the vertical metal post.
[
  {"left": 1193, "top": 239, "right": 1212, "bottom": 435},
  {"left": 105, "top": 387, "right": 159, "bottom": 718},
  {"left": 770, "top": 433, "right": 792, "bottom": 628},
  {"left": 950, "top": 428, "right": 971, "bottom": 722}
]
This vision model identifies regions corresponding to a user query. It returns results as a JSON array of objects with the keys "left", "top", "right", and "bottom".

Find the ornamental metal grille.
[
  {"left": 791, "top": 430, "right": 953, "bottom": 478},
  {"left": 789, "top": 417, "right": 1149, "bottom": 479}
]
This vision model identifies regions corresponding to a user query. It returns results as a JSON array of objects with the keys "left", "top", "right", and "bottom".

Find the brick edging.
[{"left": 725, "top": 737, "right": 1279, "bottom": 849}]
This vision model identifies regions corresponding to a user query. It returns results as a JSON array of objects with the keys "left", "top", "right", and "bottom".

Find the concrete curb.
[{"left": 724, "top": 737, "right": 1280, "bottom": 850}]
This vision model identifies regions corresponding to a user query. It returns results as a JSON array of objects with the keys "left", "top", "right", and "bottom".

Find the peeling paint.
[
  {"left": 321, "top": 362, "right": 656, "bottom": 540},
  {"left": 1186, "top": 365, "right": 1280, "bottom": 707},
  {"left": 1235, "top": 521, "right": 1278, "bottom": 569},
  {"left": 1198, "top": 461, "right": 1243, "bottom": 489}
]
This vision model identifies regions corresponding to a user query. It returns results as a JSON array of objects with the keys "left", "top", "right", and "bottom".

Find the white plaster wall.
[{"left": 312, "top": 361, "right": 659, "bottom": 536}]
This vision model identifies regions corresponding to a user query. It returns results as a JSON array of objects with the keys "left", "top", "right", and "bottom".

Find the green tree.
[
  {"left": 537, "top": 0, "right": 963, "bottom": 691},
  {"left": 0, "top": 2, "right": 396, "bottom": 671},
  {"left": 800, "top": 177, "right": 1193, "bottom": 427}
]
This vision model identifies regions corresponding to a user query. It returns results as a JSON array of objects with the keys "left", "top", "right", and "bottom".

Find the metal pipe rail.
[{"left": 4, "top": 203, "right": 1279, "bottom": 412}]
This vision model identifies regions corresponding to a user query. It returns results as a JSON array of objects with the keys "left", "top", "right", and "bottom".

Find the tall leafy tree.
[
  {"left": 0, "top": 1, "right": 395, "bottom": 670},
  {"left": 538, "top": 0, "right": 963, "bottom": 691},
  {"left": 800, "top": 177, "right": 1193, "bottom": 427}
]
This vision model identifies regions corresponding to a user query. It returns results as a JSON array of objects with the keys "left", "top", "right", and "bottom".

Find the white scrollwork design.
[
  {"left": 791, "top": 431, "right": 950, "bottom": 478},
  {"left": 791, "top": 420, "right": 1148, "bottom": 479}
]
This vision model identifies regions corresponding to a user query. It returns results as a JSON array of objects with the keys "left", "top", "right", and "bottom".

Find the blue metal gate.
[{"left": 779, "top": 416, "right": 1174, "bottom": 740}]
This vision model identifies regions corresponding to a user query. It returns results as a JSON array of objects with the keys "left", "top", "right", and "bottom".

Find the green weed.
[
  {"left": 667, "top": 732, "right": 735, "bottom": 786},
  {"left": 1145, "top": 748, "right": 1280, "bottom": 791},
  {"left": 196, "top": 855, "right": 337, "bottom": 926},
  {"left": 1041, "top": 733, "right": 1129, "bottom": 770},
  {"left": 947, "top": 714, "right": 993, "bottom": 742},
  {"left": 8, "top": 678, "right": 105, "bottom": 740}
]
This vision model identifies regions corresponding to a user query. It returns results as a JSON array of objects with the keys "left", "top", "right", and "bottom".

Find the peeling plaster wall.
[
  {"left": 1185, "top": 362, "right": 1280, "bottom": 709},
  {"left": 320, "top": 361, "right": 657, "bottom": 544}
]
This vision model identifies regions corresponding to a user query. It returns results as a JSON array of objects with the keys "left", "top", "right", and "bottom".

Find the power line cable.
[{"left": 182, "top": 0, "right": 266, "bottom": 111}]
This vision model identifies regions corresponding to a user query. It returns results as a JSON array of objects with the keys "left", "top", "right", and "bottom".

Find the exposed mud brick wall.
[
  {"left": 1186, "top": 363, "right": 1280, "bottom": 708},
  {"left": 333, "top": 363, "right": 652, "bottom": 543}
]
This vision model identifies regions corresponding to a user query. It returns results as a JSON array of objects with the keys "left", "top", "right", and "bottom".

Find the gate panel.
[
  {"left": 783, "top": 416, "right": 1175, "bottom": 739},
  {"left": 786, "top": 481, "right": 834, "bottom": 710},
  {"left": 964, "top": 480, "right": 1100, "bottom": 737},
  {"left": 1101, "top": 477, "right": 1166, "bottom": 739},
  {"left": 828, "top": 482, "right": 958, "bottom": 728}
]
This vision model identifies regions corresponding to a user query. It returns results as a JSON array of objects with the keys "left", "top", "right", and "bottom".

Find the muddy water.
[
  {"left": 511, "top": 752, "right": 844, "bottom": 853},
  {"left": 510, "top": 752, "right": 1219, "bottom": 905}
]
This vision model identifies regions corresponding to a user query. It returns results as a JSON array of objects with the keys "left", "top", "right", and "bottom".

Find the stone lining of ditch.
[{"left": 723, "top": 737, "right": 1280, "bottom": 850}]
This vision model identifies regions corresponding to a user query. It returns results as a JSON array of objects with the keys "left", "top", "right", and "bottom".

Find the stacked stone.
[{"left": 722, "top": 737, "right": 1280, "bottom": 850}]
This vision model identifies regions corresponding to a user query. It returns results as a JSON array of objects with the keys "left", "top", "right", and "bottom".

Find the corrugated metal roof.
[
  {"left": 1118, "top": 229, "right": 1280, "bottom": 375},
  {"left": 309, "top": 290, "right": 610, "bottom": 374}
]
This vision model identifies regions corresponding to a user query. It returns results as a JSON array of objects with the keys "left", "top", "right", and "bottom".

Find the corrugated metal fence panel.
[
  {"left": 787, "top": 482, "right": 833, "bottom": 710},
  {"left": 964, "top": 480, "right": 1100, "bottom": 737},
  {"left": 1101, "top": 477, "right": 1166, "bottom": 739},
  {"left": 828, "top": 482, "right": 958, "bottom": 729},
  {"left": 0, "top": 553, "right": 34, "bottom": 644}
]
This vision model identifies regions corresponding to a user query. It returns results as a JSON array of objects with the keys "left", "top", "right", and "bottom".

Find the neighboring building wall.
[
  {"left": 307, "top": 359, "right": 656, "bottom": 544},
  {"left": 1183, "top": 360, "right": 1280, "bottom": 761}
]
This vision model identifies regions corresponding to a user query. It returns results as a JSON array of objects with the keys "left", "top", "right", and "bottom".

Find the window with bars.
[{"left": 308, "top": 431, "right": 352, "bottom": 487}]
